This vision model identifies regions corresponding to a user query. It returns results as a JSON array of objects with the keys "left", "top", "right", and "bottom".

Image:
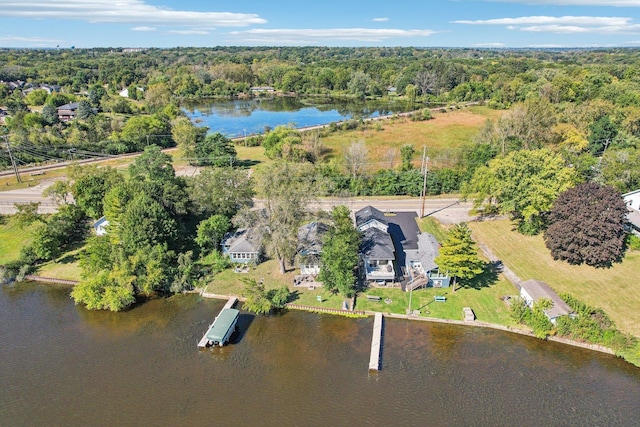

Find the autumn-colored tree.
[{"left": 544, "top": 183, "right": 628, "bottom": 268}]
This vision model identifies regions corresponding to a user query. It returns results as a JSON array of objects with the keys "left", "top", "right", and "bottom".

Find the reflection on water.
[
  {"left": 182, "top": 97, "right": 413, "bottom": 137},
  {"left": 1, "top": 283, "right": 639, "bottom": 426}
]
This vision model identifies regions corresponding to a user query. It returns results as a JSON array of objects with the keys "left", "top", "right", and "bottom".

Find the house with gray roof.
[
  {"left": 221, "top": 228, "right": 261, "bottom": 264},
  {"left": 296, "top": 221, "right": 330, "bottom": 275},
  {"left": 355, "top": 206, "right": 449, "bottom": 287},
  {"left": 56, "top": 102, "right": 79, "bottom": 122},
  {"left": 519, "top": 279, "right": 573, "bottom": 324}
]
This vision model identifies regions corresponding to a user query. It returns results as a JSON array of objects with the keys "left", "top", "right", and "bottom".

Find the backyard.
[{"left": 469, "top": 218, "right": 640, "bottom": 336}]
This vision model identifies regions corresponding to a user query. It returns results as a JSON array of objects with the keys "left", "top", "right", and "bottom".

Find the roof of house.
[
  {"left": 405, "top": 232, "right": 440, "bottom": 272},
  {"left": 355, "top": 205, "right": 388, "bottom": 228},
  {"left": 93, "top": 216, "right": 108, "bottom": 228},
  {"left": 386, "top": 211, "right": 420, "bottom": 251},
  {"left": 520, "top": 279, "right": 573, "bottom": 320},
  {"left": 360, "top": 227, "right": 395, "bottom": 259},
  {"left": 297, "top": 221, "right": 330, "bottom": 256},
  {"left": 622, "top": 189, "right": 640, "bottom": 198},
  {"left": 222, "top": 228, "right": 260, "bottom": 253},
  {"left": 57, "top": 102, "right": 79, "bottom": 111}
]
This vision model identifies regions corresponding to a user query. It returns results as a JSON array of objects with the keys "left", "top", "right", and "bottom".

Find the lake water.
[
  {"left": 2, "top": 282, "right": 640, "bottom": 426},
  {"left": 182, "top": 97, "right": 413, "bottom": 137}
]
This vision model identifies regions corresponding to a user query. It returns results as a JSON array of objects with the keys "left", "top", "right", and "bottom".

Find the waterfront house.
[
  {"left": 296, "top": 221, "right": 330, "bottom": 275},
  {"left": 250, "top": 86, "right": 275, "bottom": 93},
  {"left": 356, "top": 206, "right": 396, "bottom": 282},
  {"left": 93, "top": 216, "right": 109, "bottom": 236},
  {"left": 221, "top": 228, "right": 261, "bottom": 264},
  {"left": 355, "top": 205, "right": 449, "bottom": 288},
  {"left": 623, "top": 189, "right": 640, "bottom": 236},
  {"left": 519, "top": 279, "right": 573, "bottom": 324}
]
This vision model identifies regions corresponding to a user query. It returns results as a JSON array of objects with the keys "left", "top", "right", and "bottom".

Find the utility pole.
[
  {"left": 3, "top": 135, "right": 21, "bottom": 183},
  {"left": 420, "top": 146, "right": 429, "bottom": 218}
]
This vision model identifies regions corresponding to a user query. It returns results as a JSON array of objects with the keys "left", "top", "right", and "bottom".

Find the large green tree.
[
  {"left": 433, "top": 223, "right": 484, "bottom": 292},
  {"left": 318, "top": 206, "right": 362, "bottom": 297},
  {"left": 464, "top": 148, "right": 579, "bottom": 234},
  {"left": 544, "top": 183, "right": 628, "bottom": 268},
  {"left": 187, "top": 167, "right": 254, "bottom": 217},
  {"left": 234, "top": 162, "right": 318, "bottom": 273},
  {"left": 195, "top": 132, "right": 237, "bottom": 167}
]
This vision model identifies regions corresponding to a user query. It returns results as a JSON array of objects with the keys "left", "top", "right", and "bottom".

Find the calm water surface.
[
  {"left": 2, "top": 283, "right": 639, "bottom": 426},
  {"left": 182, "top": 97, "right": 412, "bottom": 137}
]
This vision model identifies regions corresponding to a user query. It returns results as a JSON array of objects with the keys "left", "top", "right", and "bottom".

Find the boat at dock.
[{"left": 198, "top": 308, "right": 239, "bottom": 348}]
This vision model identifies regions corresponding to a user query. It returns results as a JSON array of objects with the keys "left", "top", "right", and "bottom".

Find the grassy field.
[
  {"left": 469, "top": 219, "right": 640, "bottom": 336},
  {"left": 0, "top": 216, "right": 37, "bottom": 264},
  {"left": 319, "top": 106, "right": 502, "bottom": 169}
]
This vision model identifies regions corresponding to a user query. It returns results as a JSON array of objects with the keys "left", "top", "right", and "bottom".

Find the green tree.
[
  {"left": 400, "top": 144, "right": 415, "bottom": 171},
  {"left": 318, "top": 206, "right": 362, "bottom": 297},
  {"left": 117, "top": 115, "right": 171, "bottom": 151},
  {"left": 434, "top": 223, "right": 484, "bottom": 292},
  {"left": 464, "top": 148, "right": 579, "bottom": 234},
  {"left": 241, "top": 278, "right": 290, "bottom": 314},
  {"left": 119, "top": 194, "right": 177, "bottom": 253},
  {"left": 128, "top": 144, "right": 176, "bottom": 184},
  {"left": 544, "top": 183, "right": 628, "bottom": 268},
  {"left": 24, "top": 89, "right": 48, "bottom": 106},
  {"left": 195, "top": 132, "right": 237, "bottom": 167},
  {"left": 234, "top": 162, "right": 318, "bottom": 273},
  {"left": 588, "top": 115, "right": 618, "bottom": 155},
  {"left": 348, "top": 70, "right": 371, "bottom": 99},
  {"left": 195, "top": 214, "right": 231, "bottom": 253},
  {"left": 187, "top": 167, "right": 254, "bottom": 217},
  {"left": 70, "top": 166, "right": 123, "bottom": 218},
  {"left": 171, "top": 251, "right": 199, "bottom": 293},
  {"left": 75, "top": 100, "right": 93, "bottom": 120},
  {"left": 71, "top": 269, "right": 135, "bottom": 312},
  {"left": 262, "top": 125, "right": 305, "bottom": 161},
  {"left": 172, "top": 117, "right": 207, "bottom": 162},
  {"left": 41, "top": 104, "right": 58, "bottom": 125}
]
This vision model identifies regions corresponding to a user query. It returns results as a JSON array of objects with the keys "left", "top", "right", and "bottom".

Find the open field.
[
  {"left": 319, "top": 106, "right": 502, "bottom": 169},
  {"left": 469, "top": 218, "right": 640, "bottom": 337},
  {"left": 0, "top": 217, "right": 36, "bottom": 264}
]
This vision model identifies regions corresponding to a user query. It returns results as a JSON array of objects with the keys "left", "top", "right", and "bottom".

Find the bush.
[{"left": 627, "top": 234, "right": 640, "bottom": 251}]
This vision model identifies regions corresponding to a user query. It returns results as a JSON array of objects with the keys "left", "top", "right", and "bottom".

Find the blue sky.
[{"left": 2, "top": 0, "right": 640, "bottom": 48}]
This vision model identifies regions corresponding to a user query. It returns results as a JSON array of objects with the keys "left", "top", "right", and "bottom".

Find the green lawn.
[
  {"left": 355, "top": 280, "right": 516, "bottom": 325},
  {"left": 469, "top": 219, "right": 640, "bottom": 337},
  {"left": 0, "top": 217, "right": 37, "bottom": 264}
]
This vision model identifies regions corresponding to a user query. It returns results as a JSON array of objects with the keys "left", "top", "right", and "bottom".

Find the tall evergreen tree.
[{"left": 434, "top": 223, "right": 484, "bottom": 292}]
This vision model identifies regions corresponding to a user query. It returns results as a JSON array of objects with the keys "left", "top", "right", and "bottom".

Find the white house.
[
  {"left": 623, "top": 189, "right": 640, "bottom": 236},
  {"left": 93, "top": 216, "right": 109, "bottom": 236},
  {"left": 221, "top": 228, "right": 261, "bottom": 264},
  {"left": 519, "top": 279, "right": 573, "bottom": 324}
]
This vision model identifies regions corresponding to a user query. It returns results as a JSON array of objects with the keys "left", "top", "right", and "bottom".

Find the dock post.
[{"left": 369, "top": 312, "right": 383, "bottom": 371}]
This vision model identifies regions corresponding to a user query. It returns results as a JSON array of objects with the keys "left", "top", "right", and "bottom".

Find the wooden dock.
[
  {"left": 198, "top": 297, "right": 239, "bottom": 349},
  {"left": 369, "top": 312, "right": 383, "bottom": 371}
]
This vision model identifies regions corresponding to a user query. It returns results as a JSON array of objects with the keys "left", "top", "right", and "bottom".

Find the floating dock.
[
  {"left": 369, "top": 312, "right": 383, "bottom": 371},
  {"left": 198, "top": 297, "right": 239, "bottom": 349}
]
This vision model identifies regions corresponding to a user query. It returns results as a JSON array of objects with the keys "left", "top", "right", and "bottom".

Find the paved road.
[{"left": 1, "top": 182, "right": 473, "bottom": 223}]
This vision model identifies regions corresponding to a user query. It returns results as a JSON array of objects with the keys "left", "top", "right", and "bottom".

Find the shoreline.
[
  {"left": 200, "top": 290, "right": 617, "bottom": 358},
  {"left": 11, "top": 276, "right": 620, "bottom": 361}
]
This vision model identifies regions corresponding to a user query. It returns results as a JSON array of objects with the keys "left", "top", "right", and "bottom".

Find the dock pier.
[
  {"left": 198, "top": 297, "right": 239, "bottom": 349},
  {"left": 369, "top": 312, "right": 383, "bottom": 371}
]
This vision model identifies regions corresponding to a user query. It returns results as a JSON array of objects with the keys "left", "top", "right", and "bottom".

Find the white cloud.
[
  {"left": 473, "top": 42, "right": 506, "bottom": 47},
  {"left": 132, "top": 26, "right": 156, "bottom": 32},
  {"left": 454, "top": 15, "right": 640, "bottom": 34},
  {"left": 490, "top": 1, "right": 640, "bottom": 6},
  {"left": 227, "top": 28, "right": 437, "bottom": 44},
  {"left": 0, "top": 1, "right": 266, "bottom": 27},
  {"left": 372, "top": 18, "right": 390, "bottom": 22},
  {"left": 0, "top": 35, "right": 62, "bottom": 45},
  {"left": 168, "top": 30, "right": 210, "bottom": 35},
  {"left": 453, "top": 16, "right": 630, "bottom": 26}
]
